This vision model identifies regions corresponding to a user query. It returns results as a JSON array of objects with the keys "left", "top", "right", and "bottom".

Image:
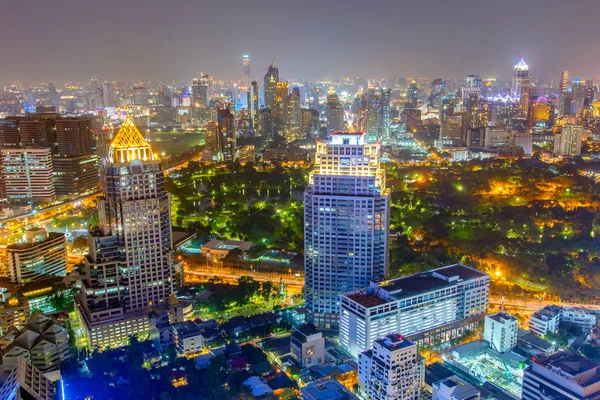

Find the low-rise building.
[
  {"left": 484, "top": 312, "right": 518, "bottom": 353},
  {"left": 290, "top": 323, "right": 325, "bottom": 369},
  {"left": 0, "top": 358, "right": 55, "bottom": 400},
  {"left": 522, "top": 352, "right": 600, "bottom": 400},
  {"left": 528, "top": 305, "right": 560, "bottom": 337},
  {"left": 340, "top": 264, "right": 490, "bottom": 358},
  {"left": 1, "top": 312, "right": 71, "bottom": 373},
  {"left": 201, "top": 239, "right": 253, "bottom": 259},
  {"left": 529, "top": 305, "right": 597, "bottom": 337},
  {"left": 432, "top": 375, "right": 480, "bottom": 400},
  {"left": 358, "top": 334, "right": 423, "bottom": 400},
  {"left": 172, "top": 321, "right": 204, "bottom": 356},
  {"left": 301, "top": 378, "right": 359, "bottom": 400}
]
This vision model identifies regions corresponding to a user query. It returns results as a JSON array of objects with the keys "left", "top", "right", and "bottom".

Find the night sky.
[{"left": 2, "top": 0, "right": 599, "bottom": 82}]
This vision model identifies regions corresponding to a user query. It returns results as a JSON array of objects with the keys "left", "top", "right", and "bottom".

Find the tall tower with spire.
[
  {"left": 512, "top": 58, "right": 531, "bottom": 111},
  {"left": 75, "top": 117, "right": 175, "bottom": 349}
]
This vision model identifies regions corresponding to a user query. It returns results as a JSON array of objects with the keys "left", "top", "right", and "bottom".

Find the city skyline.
[{"left": 2, "top": 0, "right": 600, "bottom": 82}]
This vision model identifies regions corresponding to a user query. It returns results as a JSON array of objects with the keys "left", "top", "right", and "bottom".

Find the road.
[
  {"left": 184, "top": 267, "right": 304, "bottom": 295},
  {"left": 488, "top": 296, "right": 600, "bottom": 312}
]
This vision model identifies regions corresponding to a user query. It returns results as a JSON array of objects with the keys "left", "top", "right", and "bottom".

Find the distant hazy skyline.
[{"left": 2, "top": 0, "right": 600, "bottom": 82}]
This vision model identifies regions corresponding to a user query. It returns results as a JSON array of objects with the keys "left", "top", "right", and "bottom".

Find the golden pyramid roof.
[{"left": 109, "top": 116, "right": 154, "bottom": 163}]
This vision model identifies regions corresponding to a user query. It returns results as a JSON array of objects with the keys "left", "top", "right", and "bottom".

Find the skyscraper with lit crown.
[
  {"left": 304, "top": 132, "right": 389, "bottom": 330},
  {"left": 75, "top": 116, "right": 175, "bottom": 349},
  {"left": 512, "top": 58, "right": 531, "bottom": 111}
]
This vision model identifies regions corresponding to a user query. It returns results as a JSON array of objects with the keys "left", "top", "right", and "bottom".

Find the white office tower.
[
  {"left": 432, "top": 376, "right": 480, "bottom": 400},
  {"left": 304, "top": 132, "right": 390, "bottom": 329},
  {"left": 554, "top": 125, "right": 583, "bottom": 156},
  {"left": 75, "top": 117, "right": 175, "bottom": 349},
  {"left": 358, "top": 334, "right": 423, "bottom": 400},
  {"left": 522, "top": 352, "right": 600, "bottom": 400},
  {"left": 340, "top": 264, "right": 489, "bottom": 358},
  {"left": 484, "top": 312, "right": 518, "bottom": 353}
]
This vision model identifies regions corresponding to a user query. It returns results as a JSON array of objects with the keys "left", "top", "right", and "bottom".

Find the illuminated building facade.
[
  {"left": 358, "top": 334, "right": 423, "bottom": 400},
  {"left": 0, "top": 120, "right": 20, "bottom": 148},
  {"left": 304, "top": 132, "right": 389, "bottom": 330},
  {"left": 560, "top": 70, "right": 570, "bottom": 94},
  {"left": 0, "top": 358, "right": 55, "bottom": 400},
  {"left": 217, "top": 105, "right": 236, "bottom": 162},
  {"left": 554, "top": 124, "right": 583, "bottom": 156},
  {"left": 75, "top": 117, "right": 175, "bottom": 349},
  {"left": 340, "top": 264, "right": 489, "bottom": 358},
  {"left": 6, "top": 228, "right": 67, "bottom": 284},
  {"left": 511, "top": 58, "right": 531, "bottom": 111},
  {"left": 407, "top": 80, "right": 419, "bottom": 108},
  {"left": 242, "top": 54, "right": 250, "bottom": 88},
  {"left": 1, "top": 147, "right": 55, "bottom": 203}
]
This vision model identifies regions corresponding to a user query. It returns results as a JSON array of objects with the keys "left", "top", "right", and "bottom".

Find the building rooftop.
[
  {"left": 376, "top": 333, "right": 416, "bottom": 352},
  {"left": 488, "top": 312, "right": 518, "bottom": 324},
  {"left": 531, "top": 305, "right": 561, "bottom": 320},
  {"left": 294, "top": 323, "right": 321, "bottom": 338},
  {"left": 346, "top": 292, "right": 386, "bottom": 308},
  {"left": 301, "top": 378, "right": 358, "bottom": 400},
  {"left": 537, "top": 352, "right": 599, "bottom": 380},
  {"left": 376, "top": 264, "right": 487, "bottom": 300},
  {"left": 172, "top": 321, "right": 202, "bottom": 338}
]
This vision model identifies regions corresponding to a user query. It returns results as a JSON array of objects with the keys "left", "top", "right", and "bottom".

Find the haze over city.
[{"left": 2, "top": 0, "right": 600, "bottom": 81}]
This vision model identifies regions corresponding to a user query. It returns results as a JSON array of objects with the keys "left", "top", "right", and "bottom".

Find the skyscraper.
[
  {"left": 380, "top": 88, "right": 391, "bottom": 139},
  {"left": 554, "top": 125, "right": 583, "bottom": 156},
  {"left": 511, "top": 58, "right": 531, "bottom": 111},
  {"left": 560, "top": 70, "right": 570, "bottom": 95},
  {"left": 249, "top": 80, "right": 260, "bottom": 134},
  {"left": 192, "top": 74, "right": 211, "bottom": 107},
  {"left": 286, "top": 88, "right": 302, "bottom": 141},
  {"left": 242, "top": 54, "right": 250, "bottom": 88},
  {"left": 276, "top": 81, "right": 289, "bottom": 136},
  {"left": 48, "top": 83, "right": 59, "bottom": 110},
  {"left": 407, "top": 80, "right": 419, "bottom": 108},
  {"left": 264, "top": 63, "right": 279, "bottom": 112},
  {"left": 326, "top": 89, "right": 344, "bottom": 135},
  {"left": 217, "top": 105, "right": 236, "bottom": 162},
  {"left": 102, "top": 82, "right": 117, "bottom": 107},
  {"left": 74, "top": 117, "right": 175, "bottom": 349},
  {"left": 304, "top": 132, "right": 389, "bottom": 329}
]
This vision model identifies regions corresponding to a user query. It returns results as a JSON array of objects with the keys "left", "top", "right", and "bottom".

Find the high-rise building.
[
  {"left": 286, "top": 89, "right": 302, "bottom": 141},
  {"left": 511, "top": 58, "right": 531, "bottom": 111},
  {"left": 48, "top": 83, "right": 59, "bottom": 110},
  {"left": 102, "top": 82, "right": 117, "bottom": 107},
  {"left": 301, "top": 109, "right": 319, "bottom": 138},
  {"left": 0, "top": 289, "right": 29, "bottom": 336},
  {"left": 264, "top": 63, "right": 279, "bottom": 112},
  {"left": 6, "top": 228, "right": 67, "bottom": 284},
  {"left": 484, "top": 312, "right": 518, "bottom": 353},
  {"left": 192, "top": 74, "right": 211, "bottom": 108},
  {"left": 132, "top": 87, "right": 147, "bottom": 105},
  {"left": 522, "top": 352, "right": 600, "bottom": 400},
  {"left": 74, "top": 117, "right": 175, "bottom": 349},
  {"left": 554, "top": 125, "right": 583, "bottom": 156},
  {"left": 1, "top": 147, "right": 55, "bottom": 203},
  {"left": 242, "top": 54, "right": 250, "bottom": 88},
  {"left": 0, "top": 358, "right": 55, "bottom": 400},
  {"left": 0, "top": 120, "right": 21, "bottom": 148},
  {"left": 55, "top": 117, "right": 94, "bottom": 156},
  {"left": 380, "top": 88, "right": 392, "bottom": 139},
  {"left": 407, "top": 80, "right": 419, "bottom": 108},
  {"left": 304, "top": 132, "right": 389, "bottom": 329},
  {"left": 217, "top": 106, "right": 236, "bottom": 162},
  {"left": 340, "top": 264, "right": 490, "bottom": 358},
  {"left": 248, "top": 80, "right": 260, "bottom": 134},
  {"left": 358, "top": 334, "right": 423, "bottom": 400},
  {"left": 326, "top": 90, "right": 344, "bottom": 134},
  {"left": 560, "top": 71, "right": 570, "bottom": 94},
  {"left": 276, "top": 81, "right": 289, "bottom": 136},
  {"left": 14, "top": 118, "right": 55, "bottom": 148}
]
